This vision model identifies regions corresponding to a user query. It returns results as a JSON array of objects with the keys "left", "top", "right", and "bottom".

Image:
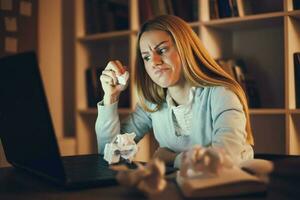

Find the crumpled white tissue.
[
  {"left": 104, "top": 132, "right": 138, "bottom": 164},
  {"left": 117, "top": 71, "right": 129, "bottom": 85},
  {"left": 180, "top": 145, "right": 234, "bottom": 178},
  {"left": 110, "top": 158, "right": 167, "bottom": 194}
]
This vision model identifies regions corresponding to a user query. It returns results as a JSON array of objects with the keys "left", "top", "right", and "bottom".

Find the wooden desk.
[
  {"left": 0, "top": 167, "right": 265, "bottom": 200},
  {"left": 0, "top": 166, "right": 177, "bottom": 200},
  {"left": 1, "top": 155, "right": 299, "bottom": 200}
]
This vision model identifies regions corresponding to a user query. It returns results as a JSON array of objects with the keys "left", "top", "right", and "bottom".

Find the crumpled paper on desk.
[
  {"left": 110, "top": 158, "right": 167, "bottom": 194},
  {"left": 180, "top": 145, "right": 234, "bottom": 178},
  {"left": 104, "top": 132, "right": 138, "bottom": 164}
]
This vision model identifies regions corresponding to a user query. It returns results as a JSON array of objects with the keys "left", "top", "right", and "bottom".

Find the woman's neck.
[{"left": 168, "top": 82, "right": 191, "bottom": 105}]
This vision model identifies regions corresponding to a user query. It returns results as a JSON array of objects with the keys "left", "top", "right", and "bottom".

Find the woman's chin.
[
  {"left": 152, "top": 77, "right": 175, "bottom": 88},
  {"left": 156, "top": 82, "right": 171, "bottom": 88}
]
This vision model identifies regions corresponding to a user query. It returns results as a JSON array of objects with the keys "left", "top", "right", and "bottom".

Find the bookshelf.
[
  {"left": 73, "top": 0, "right": 300, "bottom": 162},
  {"left": 200, "top": 0, "right": 300, "bottom": 155},
  {"left": 74, "top": 0, "right": 152, "bottom": 161}
]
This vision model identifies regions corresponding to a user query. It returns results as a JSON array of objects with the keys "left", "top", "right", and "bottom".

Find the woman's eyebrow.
[
  {"left": 141, "top": 40, "right": 169, "bottom": 54},
  {"left": 153, "top": 40, "right": 169, "bottom": 49}
]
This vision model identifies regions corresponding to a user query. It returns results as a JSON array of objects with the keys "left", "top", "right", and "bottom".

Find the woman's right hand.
[{"left": 100, "top": 60, "right": 129, "bottom": 105}]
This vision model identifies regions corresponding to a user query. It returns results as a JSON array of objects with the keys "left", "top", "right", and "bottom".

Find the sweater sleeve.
[
  {"left": 95, "top": 101, "right": 120, "bottom": 154},
  {"left": 210, "top": 87, "right": 254, "bottom": 164},
  {"left": 95, "top": 101, "right": 153, "bottom": 154},
  {"left": 121, "top": 104, "right": 153, "bottom": 143}
]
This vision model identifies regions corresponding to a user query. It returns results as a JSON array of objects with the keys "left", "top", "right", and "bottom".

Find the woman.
[{"left": 96, "top": 15, "right": 254, "bottom": 168}]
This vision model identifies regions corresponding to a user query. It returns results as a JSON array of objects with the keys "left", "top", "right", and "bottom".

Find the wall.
[{"left": 0, "top": 0, "right": 76, "bottom": 167}]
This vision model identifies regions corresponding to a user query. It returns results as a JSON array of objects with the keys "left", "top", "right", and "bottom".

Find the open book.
[{"left": 176, "top": 159, "right": 273, "bottom": 198}]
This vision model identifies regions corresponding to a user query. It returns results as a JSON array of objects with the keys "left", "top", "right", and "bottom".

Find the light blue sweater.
[{"left": 95, "top": 86, "right": 254, "bottom": 168}]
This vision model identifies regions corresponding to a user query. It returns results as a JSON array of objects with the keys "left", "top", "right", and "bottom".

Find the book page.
[{"left": 177, "top": 166, "right": 266, "bottom": 197}]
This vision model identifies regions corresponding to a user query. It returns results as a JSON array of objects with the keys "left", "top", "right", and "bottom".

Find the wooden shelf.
[
  {"left": 78, "top": 30, "right": 137, "bottom": 42},
  {"left": 202, "top": 12, "right": 284, "bottom": 30},
  {"left": 290, "top": 109, "right": 300, "bottom": 114},
  {"left": 78, "top": 108, "right": 97, "bottom": 115},
  {"left": 287, "top": 10, "right": 300, "bottom": 18},
  {"left": 189, "top": 21, "right": 200, "bottom": 28},
  {"left": 200, "top": 0, "right": 300, "bottom": 154},
  {"left": 78, "top": 108, "right": 133, "bottom": 115},
  {"left": 250, "top": 109, "right": 286, "bottom": 115}
]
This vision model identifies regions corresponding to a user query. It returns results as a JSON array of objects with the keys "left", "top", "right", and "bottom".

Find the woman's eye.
[
  {"left": 158, "top": 47, "right": 167, "bottom": 55},
  {"left": 143, "top": 56, "right": 150, "bottom": 61}
]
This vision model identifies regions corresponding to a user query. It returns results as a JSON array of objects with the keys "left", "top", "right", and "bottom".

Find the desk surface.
[
  {"left": 0, "top": 167, "right": 267, "bottom": 200},
  {"left": 1, "top": 155, "right": 300, "bottom": 200}
]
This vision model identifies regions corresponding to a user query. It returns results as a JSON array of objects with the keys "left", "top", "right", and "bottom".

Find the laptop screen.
[{"left": 0, "top": 52, "right": 66, "bottom": 181}]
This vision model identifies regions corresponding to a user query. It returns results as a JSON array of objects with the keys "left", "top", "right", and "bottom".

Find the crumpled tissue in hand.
[
  {"left": 180, "top": 145, "right": 234, "bottom": 178},
  {"left": 104, "top": 132, "right": 138, "bottom": 164},
  {"left": 110, "top": 158, "right": 167, "bottom": 194},
  {"left": 117, "top": 71, "right": 129, "bottom": 85}
]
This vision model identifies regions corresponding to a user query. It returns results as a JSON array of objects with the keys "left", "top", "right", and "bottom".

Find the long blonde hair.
[{"left": 134, "top": 15, "right": 253, "bottom": 145}]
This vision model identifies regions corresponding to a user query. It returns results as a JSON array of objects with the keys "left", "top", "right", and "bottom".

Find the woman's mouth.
[{"left": 154, "top": 68, "right": 170, "bottom": 75}]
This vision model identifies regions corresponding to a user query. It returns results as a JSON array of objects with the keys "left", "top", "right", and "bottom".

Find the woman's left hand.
[{"left": 153, "top": 147, "right": 178, "bottom": 166}]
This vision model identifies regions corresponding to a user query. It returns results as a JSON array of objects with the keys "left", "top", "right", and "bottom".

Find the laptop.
[{"left": 0, "top": 51, "right": 126, "bottom": 188}]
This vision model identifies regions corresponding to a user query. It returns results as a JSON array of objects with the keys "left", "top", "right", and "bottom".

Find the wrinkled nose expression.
[{"left": 139, "top": 30, "right": 182, "bottom": 88}]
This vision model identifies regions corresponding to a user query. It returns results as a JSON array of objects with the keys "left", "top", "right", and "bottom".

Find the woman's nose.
[{"left": 151, "top": 54, "right": 163, "bottom": 67}]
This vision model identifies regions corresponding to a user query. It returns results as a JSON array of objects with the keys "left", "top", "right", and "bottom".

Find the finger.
[
  {"left": 99, "top": 74, "right": 111, "bottom": 85},
  {"left": 102, "top": 70, "right": 118, "bottom": 85},
  {"left": 100, "top": 74, "right": 115, "bottom": 86},
  {"left": 115, "top": 60, "right": 126, "bottom": 74},
  {"left": 106, "top": 60, "right": 125, "bottom": 76},
  {"left": 115, "top": 84, "right": 126, "bottom": 91}
]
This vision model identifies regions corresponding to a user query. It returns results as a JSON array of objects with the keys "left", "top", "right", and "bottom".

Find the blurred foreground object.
[
  {"left": 110, "top": 158, "right": 167, "bottom": 194},
  {"left": 177, "top": 146, "right": 273, "bottom": 198}
]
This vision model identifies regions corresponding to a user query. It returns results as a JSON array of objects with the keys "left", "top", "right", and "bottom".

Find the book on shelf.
[
  {"left": 85, "top": 67, "right": 103, "bottom": 108},
  {"left": 176, "top": 159, "right": 272, "bottom": 198},
  {"left": 294, "top": 52, "right": 300, "bottom": 108},
  {"left": 294, "top": 0, "right": 300, "bottom": 10},
  {"left": 217, "top": 0, "right": 233, "bottom": 18},
  {"left": 109, "top": 0, "right": 129, "bottom": 30},
  {"left": 138, "top": 0, "right": 197, "bottom": 24},
  {"left": 139, "top": 0, "right": 154, "bottom": 25},
  {"left": 172, "top": 0, "right": 198, "bottom": 22},
  {"left": 236, "top": 0, "right": 252, "bottom": 17},
  {"left": 229, "top": 0, "right": 239, "bottom": 17},
  {"left": 209, "top": 0, "right": 220, "bottom": 20},
  {"left": 244, "top": 77, "right": 261, "bottom": 108},
  {"left": 236, "top": 0, "right": 282, "bottom": 17},
  {"left": 84, "top": 0, "right": 129, "bottom": 34},
  {"left": 216, "top": 58, "right": 261, "bottom": 108},
  {"left": 165, "top": 0, "right": 175, "bottom": 16},
  {"left": 209, "top": 0, "right": 239, "bottom": 20}
]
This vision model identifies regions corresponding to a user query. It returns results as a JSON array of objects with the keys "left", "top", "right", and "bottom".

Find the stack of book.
[
  {"left": 138, "top": 0, "right": 198, "bottom": 24},
  {"left": 294, "top": 0, "right": 300, "bottom": 10},
  {"left": 216, "top": 58, "right": 261, "bottom": 108},
  {"left": 209, "top": 0, "right": 282, "bottom": 20},
  {"left": 84, "top": 0, "right": 129, "bottom": 34}
]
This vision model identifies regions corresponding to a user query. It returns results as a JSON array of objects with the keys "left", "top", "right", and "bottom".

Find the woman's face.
[{"left": 139, "top": 30, "right": 183, "bottom": 88}]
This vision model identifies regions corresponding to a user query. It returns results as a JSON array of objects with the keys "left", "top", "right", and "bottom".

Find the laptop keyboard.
[
  {"left": 62, "top": 154, "right": 117, "bottom": 180},
  {"left": 61, "top": 154, "right": 177, "bottom": 183}
]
